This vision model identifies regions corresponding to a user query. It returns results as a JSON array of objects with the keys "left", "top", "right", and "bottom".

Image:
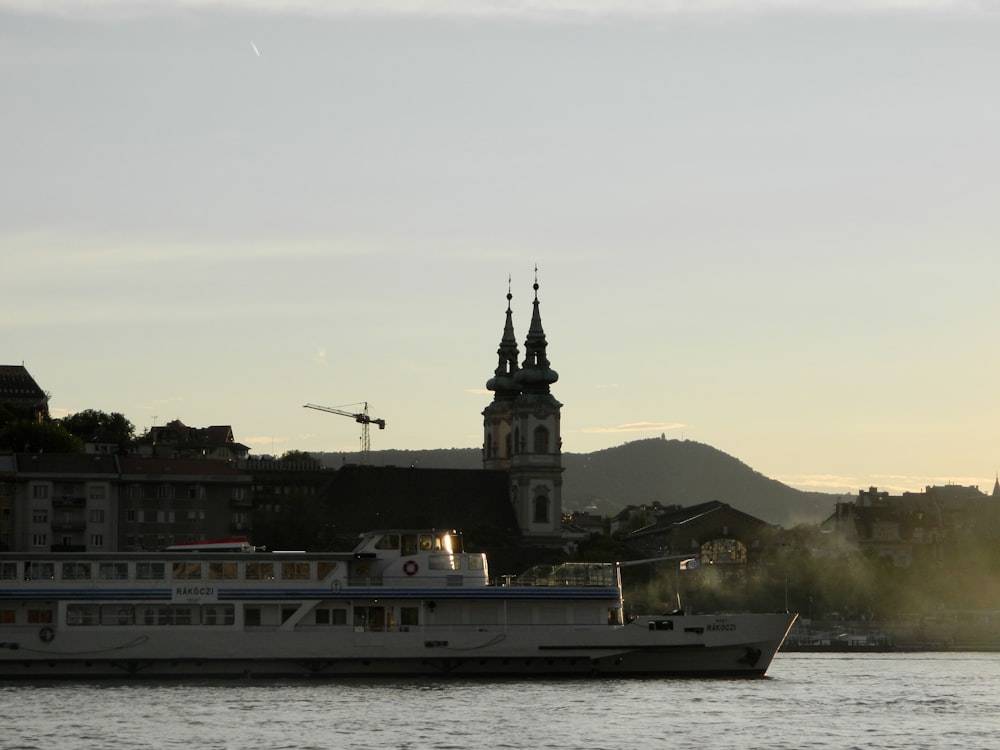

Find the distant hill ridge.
[{"left": 314, "top": 438, "right": 834, "bottom": 527}]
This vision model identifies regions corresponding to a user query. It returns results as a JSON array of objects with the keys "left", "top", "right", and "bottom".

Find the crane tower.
[{"left": 303, "top": 402, "right": 386, "bottom": 465}]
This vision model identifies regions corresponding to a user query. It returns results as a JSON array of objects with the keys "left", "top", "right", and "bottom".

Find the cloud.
[
  {"left": 578, "top": 421, "right": 685, "bottom": 434},
  {"left": 774, "top": 472, "right": 995, "bottom": 494},
  {"left": 773, "top": 474, "right": 860, "bottom": 492}
]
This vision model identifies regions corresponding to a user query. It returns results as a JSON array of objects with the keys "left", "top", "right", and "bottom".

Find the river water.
[{"left": 4, "top": 652, "right": 998, "bottom": 750}]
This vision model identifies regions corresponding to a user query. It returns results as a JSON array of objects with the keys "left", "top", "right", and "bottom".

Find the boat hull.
[{"left": 0, "top": 612, "right": 796, "bottom": 679}]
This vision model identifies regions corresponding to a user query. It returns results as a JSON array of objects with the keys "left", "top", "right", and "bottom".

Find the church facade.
[{"left": 482, "top": 276, "right": 563, "bottom": 542}]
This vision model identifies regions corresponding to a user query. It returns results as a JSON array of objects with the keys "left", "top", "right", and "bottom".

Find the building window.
[
  {"left": 32, "top": 508, "right": 48, "bottom": 524},
  {"left": 88, "top": 485, "right": 107, "bottom": 501},
  {"left": 90, "top": 534, "right": 104, "bottom": 548},
  {"left": 31, "top": 485, "right": 49, "bottom": 500},
  {"left": 31, "top": 533, "right": 48, "bottom": 548},
  {"left": 533, "top": 493, "right": 550, "bottom": 524},
  {"left": 89, "top": 509, "right": 105, "bottom": 523},
  {"left": 533, "top": 425, "right": 549, "bottom": 454}
]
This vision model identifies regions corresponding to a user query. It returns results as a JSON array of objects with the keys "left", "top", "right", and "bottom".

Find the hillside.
[{"left": 314, "top": 438, "right": 836, "bottom": 526}]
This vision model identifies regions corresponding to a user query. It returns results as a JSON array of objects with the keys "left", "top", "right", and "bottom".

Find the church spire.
[
  {"left": 514, "top": 267, "right": 558, "bottom": 394},
  {"left": 485, "top": 276, "right": 520, "bottom": 402}
]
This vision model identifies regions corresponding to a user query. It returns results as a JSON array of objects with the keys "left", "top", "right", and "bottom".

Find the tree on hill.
[
  {"left": 280, "top": 450, "right": 322, "bottom": 467},
  {"left": 0, "top": 419, "right": 82, "bottom": 453},
  {"left": 59, "top": 409, "right": 135, "bottom": 449}
]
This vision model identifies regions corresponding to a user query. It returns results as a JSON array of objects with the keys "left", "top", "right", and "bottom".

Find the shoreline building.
[{"left": 483, "top": 276, "right": 563, "bottom": 543}]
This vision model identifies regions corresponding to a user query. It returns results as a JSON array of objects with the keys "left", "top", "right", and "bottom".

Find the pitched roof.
[
  {"left": 0, "top": 365, "right": 48, "bottom": 411},
  {"left": 15, "top": 453, "right": 118, "bottom": 474},
  {"left": 623, "top": 500, "right": 773, "bottom": 541},
  {"left": 119, "top": 457, "right": 244, "bottom": 477}
]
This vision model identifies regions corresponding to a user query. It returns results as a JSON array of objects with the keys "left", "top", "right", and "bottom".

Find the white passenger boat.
[{"left": 0, "top": 529, "right": 796, "bottom": 678}]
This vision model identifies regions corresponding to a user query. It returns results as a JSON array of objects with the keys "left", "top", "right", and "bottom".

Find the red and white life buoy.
[{"left": 403, "top": 560, "right": 419, "bottom": 576}]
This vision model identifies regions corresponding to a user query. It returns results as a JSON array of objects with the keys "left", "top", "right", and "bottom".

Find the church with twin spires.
[{"left": 482, "top": 276, "right": 563, "bottom": 542}]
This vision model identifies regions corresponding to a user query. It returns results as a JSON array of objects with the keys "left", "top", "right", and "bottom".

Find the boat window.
[
  {"left": 25, "top": 562, "right": 54, "bottom": 580},
  {"left": 101, "top": 604, "right": 134, "bottom": 625},
  {"left": 401, "top": 534, "right": 418, "bottom": 555},
  {"left": 281, "top": 562, "right": 311, "bottom": 580},
  {"left": 467, "top": 555, "right": 483, "bottom": 571},
  {"left": 136, "top": 561, "right": 165, "bottom": 580},
  {"left": 172, "top": 561, "right": 202, "bottom": 580},
  {"left": 314, "top": 607, "right": 348, "bottom": 625},
  {"left": 418, "top": 535, "right": 433, "bottom": 551},
  {"left": 67, "top": 604, "right": 100, "bottom": 626},
  {"left": 208, "top": 562, "right": 239, "bottom": 580},
  {"left": 98, "top": 562, "right": 129, "bottom": 580},
  {"left": 172, "top": 606, "right": 196, "bottom": 625},
  {"left": 246, "top": 562, "right": 275, "bottom": 581},
  {"left": 317, "top": 561, "right": 338, "bottom": 579},
  {"left": 62, "top": 562, "right": 92, "bottom": 580},
  {"left": 202, "top": 605, "right": 235, "bottom": 626},
  {"left": 135, "top": 605, "right": 162, "bottom": 626},
  {"left": 0, "top": 562, "right": 16, "bottom": 580},
  {"left": 429, "top": 555, "right": 459, "bottom": 571},
  {"left": 400, "top": 607, "right": 419, "bottom": 628},
  {"left": 0, "top": 608, "right": 16, "bottom": 624},
  {"left": 28, "top": 608, "right": 54, "bottom": 624},
  {"left": 245, "top": 607, "right": 262, "bottom": 627},
  {"left": 354, "top": 606, "right": 386, "bottom": 632},
  {"left": 375, "top": 534, "right": 399, "bottom": 550}
]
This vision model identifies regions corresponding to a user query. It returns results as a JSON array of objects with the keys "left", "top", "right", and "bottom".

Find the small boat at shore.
[{"left": 0, "top": 529, "right": 796, "bottom": 678}]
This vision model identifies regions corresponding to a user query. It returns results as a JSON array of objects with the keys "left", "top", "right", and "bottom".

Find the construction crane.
[{"left": 303, "top": 402, "right": 386, "bottom": 465}]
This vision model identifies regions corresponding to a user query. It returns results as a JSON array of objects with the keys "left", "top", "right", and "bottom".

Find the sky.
[{"left": 3, "top": 0, "right": 1000, "bottom": 496}]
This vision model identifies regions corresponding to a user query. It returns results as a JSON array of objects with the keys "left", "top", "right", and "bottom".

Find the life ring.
[
  {"left": 39, "top": 626, "right": 55, "bottom": 643},
  {"left": 403, "top": 560, "right": 419, "bottom": 576}
]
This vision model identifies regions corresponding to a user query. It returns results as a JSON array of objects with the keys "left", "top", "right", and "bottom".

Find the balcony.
[
  {"left": 51, "top": 520, "right": 86, "bottom": 532},
  {"left": 51, "top": 544, "right": 86, "bottom": 553},
  {"left": 52, "top": 496, "right": 86, "bottom": 509}
]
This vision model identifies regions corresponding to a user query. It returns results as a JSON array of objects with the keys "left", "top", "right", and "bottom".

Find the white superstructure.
[{"left": 0, "top": 529, "right": 796, "bottom": 677}]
